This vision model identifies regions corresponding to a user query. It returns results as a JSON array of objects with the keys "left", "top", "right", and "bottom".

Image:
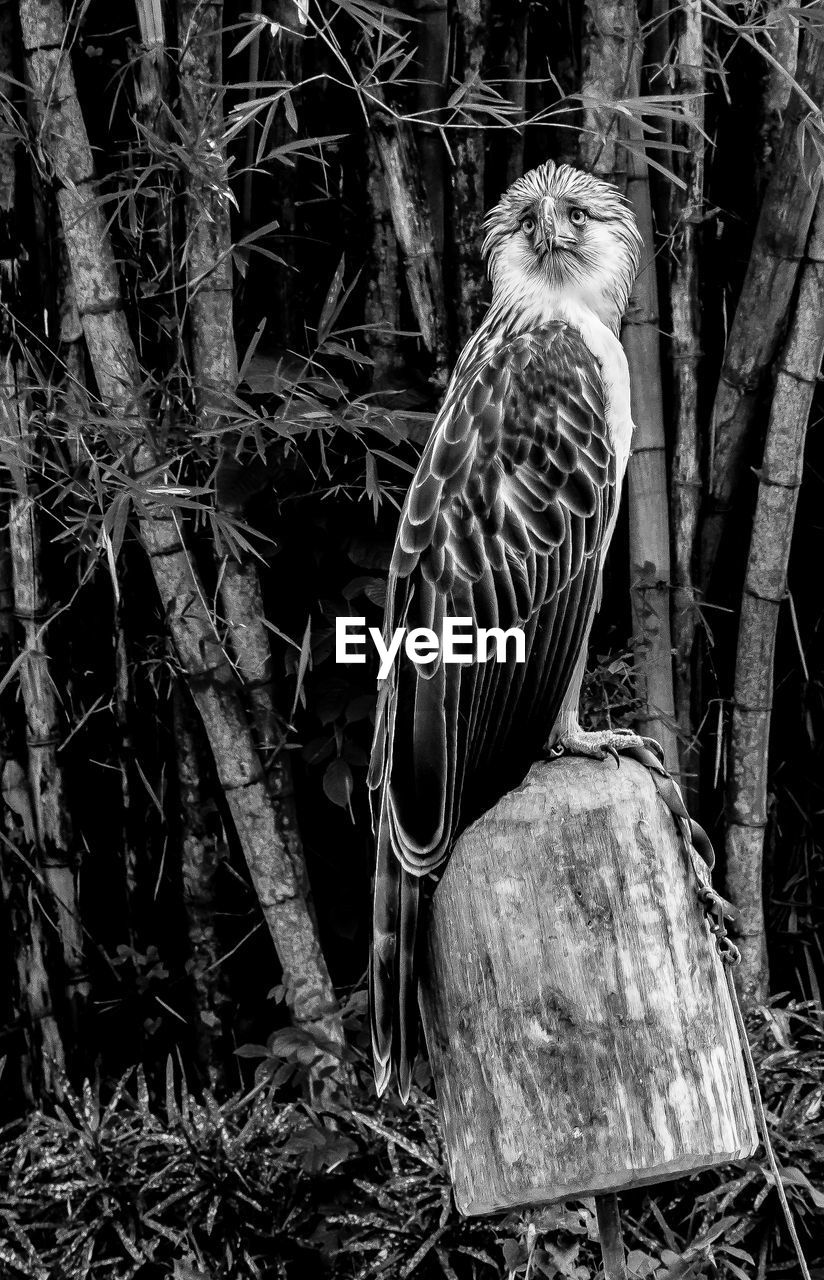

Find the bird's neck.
[{"left": 486, "top": 284, "right": 620, "bottom": 337}]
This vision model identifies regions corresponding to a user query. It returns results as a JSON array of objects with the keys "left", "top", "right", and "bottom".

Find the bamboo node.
[
  {"left": 13, "top": 607, "right": 54, "bottom": 623},
  {"left": 717, "top": 369, "right": 760, "bottom": 395},
  {"left": 403, "top": 247, "right": 440, "bottom": 263},
  {"left": 24, "top": 734, "right": 62, "bottom": 750},
  {"left": 775, "top": 364, "right": 820, "bottom": 387},
  {"left": 742, "top": 584, "right": 785, "bottom": 606},
  {"left": 78, "top": 297, "right": 125, "bottom": 318},
  {"left": 146, "top": 538, "right": 187, "bottom": 560},
  {"left": 750, "top": 473, "right": 800, "bottom": 491},
  {"left": 219, "top": 769, "right": 266, "bottom": 794},
  {"left": 629, "top": 443, "right": 667, "bottom": 458},
  {"left": 22, "top": 42, "right": 65, "bottom": 57}
]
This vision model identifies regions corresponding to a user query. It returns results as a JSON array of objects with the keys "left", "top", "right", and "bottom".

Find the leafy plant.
[{"left": 0, "top": 1000, "right": 821, "bottom": 1279}]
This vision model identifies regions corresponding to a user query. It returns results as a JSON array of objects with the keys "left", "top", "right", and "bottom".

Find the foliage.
[
  {"left": 0, "top": 999, "right": 821, "bottom": 1280},
  {"left": 0, "top": 0, "right": 819, "bottom": 1085},
  {"left": 0, "top": 0, "right": 824, "bottom": 1274}
]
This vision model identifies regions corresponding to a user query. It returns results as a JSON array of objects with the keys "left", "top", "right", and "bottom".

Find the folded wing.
[{"left": 369, "top": 322, "right": 617, "bottom": 1097}]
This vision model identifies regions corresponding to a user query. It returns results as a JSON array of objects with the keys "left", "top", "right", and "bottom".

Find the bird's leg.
[
  {"left": 547, "top": 723, "right": 665, "bottom": 768},
  {"left": 541, "top": 654, "right": 665, "bottom": 766}
]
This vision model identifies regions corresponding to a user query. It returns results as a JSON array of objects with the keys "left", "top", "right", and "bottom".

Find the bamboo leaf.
[
  {"left": 238, "top": 318, "right": 267, "bottom": 383},
  {"left": 291, "top": 615, "right": 312, "bottom": 718},
  {"left": 102, "top": 492, "right": 131, "bottom": 563},
  {"left": 229, "top": 20, "right": 268, "bottom": 60},
  {"left": 318, "top": 255, "right": 346, "bottom": 345},
  {"left": 283, "top": 90, "right": 298, "bottom": 133},
  {"left": 364, "top": 450, "right": 381, "bottom": 517}
]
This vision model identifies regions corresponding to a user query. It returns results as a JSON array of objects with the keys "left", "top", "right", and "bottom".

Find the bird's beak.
[
  {"left": 538, "top": 197, "right": 559, "bottom": 254},
  {"left": 538, "top": 197, "right": 575, "bottom": 255}
]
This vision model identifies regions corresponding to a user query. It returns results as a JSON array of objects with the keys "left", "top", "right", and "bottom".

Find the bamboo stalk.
[
  {"left": 364, "top": 132, "right": 402, "bottom": 386},
  {"left": 700, "top": 21, "right": 824, "bottom": 587},
  {"left": 501, "top": 2, "right": 528, "bottom": 188},
  {"left": 241, "top": 0, "right": 262, "bottom": 229},
  {"left": 134, "top": 0, "right": 173, "bottom": 267},
  {"left": 55, "top": 232, "right": 86, "bottom": 466},
  {"left": 411, "top": 0, "right": 447, "bottom": 260},
  {"left": 758, "top": 0, "right": 799, "bottom": 189},
  {"left": 368, "top": 81, "right": 449, "bottom": 384},
  {"left": 0, "top": 1, "right": 66, "bottom": 1096},
  {"left": 623, "top": 117, "right": 679, "bottom": 773},
  {"left": 449, "top": 0, "right": 489, "bottom": 349},
  {"left": 173, "top": 684, "right": 230, "bottom": 1086},
  {"left": 265, "top": 5, "right": 304, "bottom": 348},
  {"left": 113, "top": 598, "right": 142, "bottom": 941},
  {"left": 178, "top": 0, "right": 236, "bottom": 405},
  {"left": 0, "top": 0, "right": 20, "bottom": 335},
  {"left": 579, "top": 0, "right": 636, "bottom": 190},
  {"left": 112, "top": 2, "right": 176, "bottom": 939},
  {"left": 580, "top": 0, "right": 679, "bottom": 771},
  {"left": 0, "top": 754, "right": 66, "bottom": 1101},
  {"left": 0, "top": 439, "right": 65, "bottom": 1100},
  {"left": 726, "top": 197, "right": 824, "bottom": 1005},
  {"left": 645, "top": 2, "right": 672, "bottom": 248},
  {"left": 19, "top": 0, "right": 346, "bottom": 1072},
  {"left": 134, "top": 0, "right": 171, "bottom": 131},
  {"left": 217, "top": 555, "right": 315, "bottom": 915},
  {"left": 178, "top": 0, "right": 314, "bottom": 915},
  {"left": 669, "top": 0, "right": 705, "bottom": 784},
  {"left": 5, "top": 365, "right": 89, "bottom": 1034}
]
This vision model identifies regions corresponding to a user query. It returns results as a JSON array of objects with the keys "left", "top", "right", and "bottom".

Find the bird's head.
[{"left": 482, "top": 160, "right": 641, "bottom": 333}]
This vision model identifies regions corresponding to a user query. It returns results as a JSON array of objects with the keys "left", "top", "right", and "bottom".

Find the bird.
[{"left": 368, "top": 159, "right": 647, "bottom": 1101}]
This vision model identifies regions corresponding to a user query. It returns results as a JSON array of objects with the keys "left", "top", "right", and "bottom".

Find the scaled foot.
[{"left": 550, "top": 727, "right": 664, "bottom": 768}]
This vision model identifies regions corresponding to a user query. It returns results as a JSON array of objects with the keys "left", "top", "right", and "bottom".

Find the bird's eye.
[
  {"left": 520, "top": 217, "right": 536, "bottom": 235},
  {"left": 569, "top": 208, "right": 588, "bottom": 227}
]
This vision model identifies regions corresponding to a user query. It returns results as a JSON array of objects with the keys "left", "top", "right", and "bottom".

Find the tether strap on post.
[{"left": 612, "top": 742, "right": 812, "bottom": 1280}]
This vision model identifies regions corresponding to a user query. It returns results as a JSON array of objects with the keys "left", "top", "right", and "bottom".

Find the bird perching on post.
[{"left": 369, "top": 160, "right": 649, "bottom": 1102}]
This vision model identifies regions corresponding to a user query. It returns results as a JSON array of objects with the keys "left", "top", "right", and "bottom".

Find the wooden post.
[{"left": 418, "top": 756, "right": 758, "bottom": 1217}]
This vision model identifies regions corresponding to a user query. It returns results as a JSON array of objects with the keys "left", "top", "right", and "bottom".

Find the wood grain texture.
[{"left": 419, "top": 757, "right": 757, "bottom": 1216}]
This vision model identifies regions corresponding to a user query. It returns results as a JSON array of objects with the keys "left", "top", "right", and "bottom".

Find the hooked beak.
[
  {"left": 537, "top": 198, "right": 559, "bottom": 254},
  {"left": 537, "top": 197, "right": 575, "bottom": 255}
]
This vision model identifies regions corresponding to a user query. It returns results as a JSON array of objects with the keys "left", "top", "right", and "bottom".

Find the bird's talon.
[{"left": 640, "top": 736, "right": 665, "bottom": 764}]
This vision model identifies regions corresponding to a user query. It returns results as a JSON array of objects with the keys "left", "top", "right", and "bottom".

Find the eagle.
[{"left": 368, "top": 160, "right": 646, "bottom": 1101}]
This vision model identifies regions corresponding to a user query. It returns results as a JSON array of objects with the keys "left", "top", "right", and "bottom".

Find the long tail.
[{"left": 369, "top": 816, "right": 421, "bottom": 1102}]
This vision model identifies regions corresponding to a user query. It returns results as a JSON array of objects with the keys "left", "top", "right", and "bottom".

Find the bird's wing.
[{"left": 369, "top": 321, "right": 618, "bottom": 1098}]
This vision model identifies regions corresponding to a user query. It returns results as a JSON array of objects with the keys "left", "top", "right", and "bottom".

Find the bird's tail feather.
[
  {"left": 394, "top": 867, "right": 420, "bottom": 1103},
  {"left": 369, "top": 814, "right": 421, "bottom": 1101}
]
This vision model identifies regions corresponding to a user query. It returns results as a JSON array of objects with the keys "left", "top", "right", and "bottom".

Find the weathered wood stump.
[{"left": 419, "top": 757, "right": 758, "bottom": 1217}]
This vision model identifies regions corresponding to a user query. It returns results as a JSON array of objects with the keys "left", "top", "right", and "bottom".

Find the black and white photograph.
[{"left": 0, "top": 1, "right": 822, "bottom": 1276}]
